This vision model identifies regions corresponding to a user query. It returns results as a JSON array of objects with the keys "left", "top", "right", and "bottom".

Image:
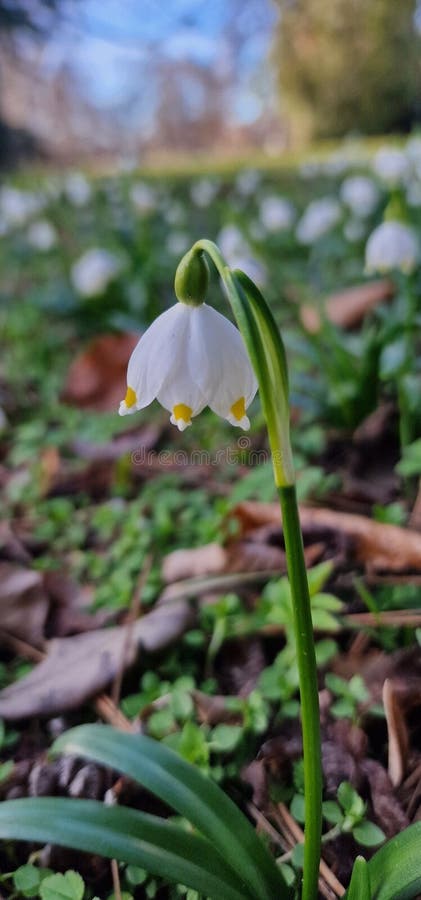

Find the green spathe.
[{"left": 174, "top": 249, "right": 209, "bottom": 306}]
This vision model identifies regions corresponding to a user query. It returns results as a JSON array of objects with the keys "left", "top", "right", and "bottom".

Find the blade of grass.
[
  {"left": 0, "top": 797, "right": 252, "bottom": 900},
  {"left": 52, "top": 724, "right": 291, "bottom": 899}
]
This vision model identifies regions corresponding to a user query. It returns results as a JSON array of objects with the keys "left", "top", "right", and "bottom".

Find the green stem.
[{"left": 279, "top": 484, "right": 322, "bottom": 900}]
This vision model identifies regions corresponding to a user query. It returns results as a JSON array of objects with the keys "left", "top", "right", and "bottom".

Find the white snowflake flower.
[
  {"left": 296, "top": 197, "right": 341, "bottom": 245},
  {"left": 365, "top": 221, "right": 419, "bottom": 275},
  {"left": 64, "top": 173, "right": 92, "bottom": 207},
  {"left": 259, "top": 196, "right": 296, "bottom": 233},
  {"left": 27, "top": 219, "right": 57, "bottom": 251},
  {"left": 119, "top": 301, "right": 257, "bottom": 431},
  {"left": 71, "top": 248, "right": 123, "bottom": 298},
  {"left": 340, "top": 176, "right": 380, "bottom": 218},
  {"left": 373, "top": 148, "right": 409, "bottom": 186},
  {"left": 130, "top": 182, "right": 156, "bottom": 214}
]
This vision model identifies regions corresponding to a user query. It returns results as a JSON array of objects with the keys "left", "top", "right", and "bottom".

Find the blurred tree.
[
  {"left": 0, "top": 0, "right": 62, "bottom": 35},
  {"left": 0, "top": 0, "right": 70, "bottom": 165},
  {"left": 273, "top": 0, "right": 421, "bottom": 141}
]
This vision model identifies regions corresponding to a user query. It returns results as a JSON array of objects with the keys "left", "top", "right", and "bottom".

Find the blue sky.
[{"left": 44, "top": 0, "right": 277, "bottom": 125}]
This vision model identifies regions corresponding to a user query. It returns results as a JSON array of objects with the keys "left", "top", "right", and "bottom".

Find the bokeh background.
[{"left": 1, "top": 0, "right": 421, "bottom": 167}]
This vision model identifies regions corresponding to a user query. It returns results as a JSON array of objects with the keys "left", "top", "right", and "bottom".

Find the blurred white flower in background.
[
  {"left": 322, "top": 152, "right": 350, "bottom": 176},
  {"left": 259, "top": 195, "right": 296, "bottom": 232},
  {"left": 217, "top": 223, "right": 247, "bottom": 261},
  {"left": 130, "top": 182, "right": 156, "bottom": 214},
  {"left": 190, "top": 178, "right": 219, "bottom": 208},
  {"left": 26, "top": 219, "right": 57, "bottom": 251},
  {"left": 71, "top": 248, "right": 123, "bottom": 297},
  {"left": 164, "top": 202, "right": 186, "bottom": 226},
  {"left": 119, "top": 301, "right": 257, "bottom": 431},
  {"left": 235, "top": 169, "right": 261, "bottom": 197},
  {"left": 343, "top": 218, "right": 366, "bottom": 243},
  {"left": 365, "top": 221, "right": 419, "bottom": 275},
  {"left": 299, "top": 160, "right": 321, "bottom": 179},
  {"left": 296, "top": 197, "right": 341, "bottom": 244},
  {"left": 405, "top": 135, "right": 421, "bottom": 164},
  {"left": 217, "top": 223, "right": 267, "bottom": 284},
  {"left": 166, "top": 231, "right": 190, "bottom": 257},
  {"left": 0, "top": 187, "right": 44, "bottom": 229},
  {"left": 406, "top": 181, "right": 421, "bottom": 207},
  {"left": 340, "top": 175, "right": 380, "bottom": 218},
  {"left": 373, "top": 148, "right": 409, "bottom": 186},
  {"left": 64, "top": 172, "right": 92, "bottom": 207}
]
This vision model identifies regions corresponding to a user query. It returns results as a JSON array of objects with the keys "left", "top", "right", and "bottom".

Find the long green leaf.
[
  {"left": 366, "top": 822, "right": 421, "bottom": 900},
  {"left": 347, "top": 857, "right": 371, "bottom": 900},
  {"left": 0, "top": 798, "right": 251, "bottom": 900},
  {"left": 52, "top": 724, "right": 290, "bottom": 900},
  {"left": 230, "top": 270, "right": 294, "bottom": 487}
]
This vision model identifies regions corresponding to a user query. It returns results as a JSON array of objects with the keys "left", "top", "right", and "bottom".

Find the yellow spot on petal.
[
  {"left": 173, "top": 403, "right": 192, "bottom": 424},
  {"left": 230, "top": 397, "right": 246, "bottom": 421},
  {"left": 125, "top": 386, "right": 137, "bottom": 408}
]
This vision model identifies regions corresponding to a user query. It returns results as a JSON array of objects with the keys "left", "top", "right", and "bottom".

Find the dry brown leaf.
[
  {"left": 301, "top": 279, "right": 394, "bottom": 333},
  {"left": 162, "top": 543, "right": 228, "bottom": 582},
  {"left": 362, "top": 757, "right": 410, "bottom": 836},
  {"left": 0, "top": 563, "right": 49, "bottom": 645},
  {"left": 43, "top": 571, "right": 113, "bottom": 637},
  {"left": 233, "top": 501, "right": 421, "bottom": 572},
  {"left": 38, "top": 447, "right": 61, "bottom": 496},
  {"left": 226, "top": 540, "right": 285, "bottom": 573},
  {"left": 62, "top": 332, "right": 139, "bottom": 412},
  {"left": 192, "top": 690, "right": 242, "bottom": 726},
  {"left": 72, "top": 423, "right": 160, "bottom": 463},
  {"left": 0, "top": 597, "right": 193, "bottom": 719},
  {"left": 0, "top": 521, "right": 32, "bottom": 564},
  {"left": 383, "top": 678, "right": 410, "bottom": 787},
  {"left": 353, "top": 403, "right": 395, "bottom": 447}
]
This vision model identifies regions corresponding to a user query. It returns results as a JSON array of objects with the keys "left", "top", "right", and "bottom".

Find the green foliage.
[
  {"left": 40, "top": 871, "right": 84, "bottom": 900},
  {"left": 0, "top": 724, "right": 292, "bottom": 900},
  {"left": 323, "top": 781, "right": 385, "bottom": 848},
  {"left": 273, "top": 0, "right": 421, "bottom": 139},
  {"left": 325, "top": 673, "right": 369, "bottom": 722},
  {"left": 396, "top": 438, "right": 421, "bottom": 478},
  {"left": 13, "top": 865, "right": 44, "bottom": 898},
  {"left": 257, "top": 562, "right": 340, "bottom": 713}
]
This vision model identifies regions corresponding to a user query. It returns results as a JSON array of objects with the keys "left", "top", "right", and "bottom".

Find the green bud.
[{"left": 174, "top": 249, "right": 209, "bottom": 306}]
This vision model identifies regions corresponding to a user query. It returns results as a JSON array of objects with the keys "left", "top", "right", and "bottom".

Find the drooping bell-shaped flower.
[
  {"left": 119, "top": 293, "right": 257, "bottom": 431},
  {"left": 365, "top": 220, "right": 419, "bottom": 275}
]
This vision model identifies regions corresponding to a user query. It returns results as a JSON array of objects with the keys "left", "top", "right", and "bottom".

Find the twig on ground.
[
  {"left": 111, "top": 555, "right": 153, "bottom": 707},
  {"left": 246, "top": 801, "right": 289, "bottom": 851},
  {"left": 111, "top": 856, "right": 122, "bottom": 900},
  {"left": 273, "top": 803, "right": 346, "bottom": 899}
]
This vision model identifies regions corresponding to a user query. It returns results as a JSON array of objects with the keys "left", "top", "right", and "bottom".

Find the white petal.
[
  {"left": 226, "top": 412, "right": 250, "bottom": 431},
  {"left": 121, "top": 303, "right": 191, "bottom": 414},
  {"left": 188, "top": 304, "right": 257, "bottom": 421},
  {"left": 158, "top": 362, "right": 206, "bottom": 430}
]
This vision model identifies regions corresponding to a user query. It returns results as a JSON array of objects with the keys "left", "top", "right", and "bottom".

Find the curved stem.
[{"left": 279, "top": 485, "right": 322, "bottom": 900}]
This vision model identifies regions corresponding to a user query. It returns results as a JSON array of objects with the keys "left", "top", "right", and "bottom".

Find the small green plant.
[
  {"left": 0, "top": 866, "right": 86, "bottom": 900},
  {"left": 325, "top": 673, "right": 369, "bottom": 722},
  {"left": 323, "top": 781, "right": 386, "bottom": 848}
]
